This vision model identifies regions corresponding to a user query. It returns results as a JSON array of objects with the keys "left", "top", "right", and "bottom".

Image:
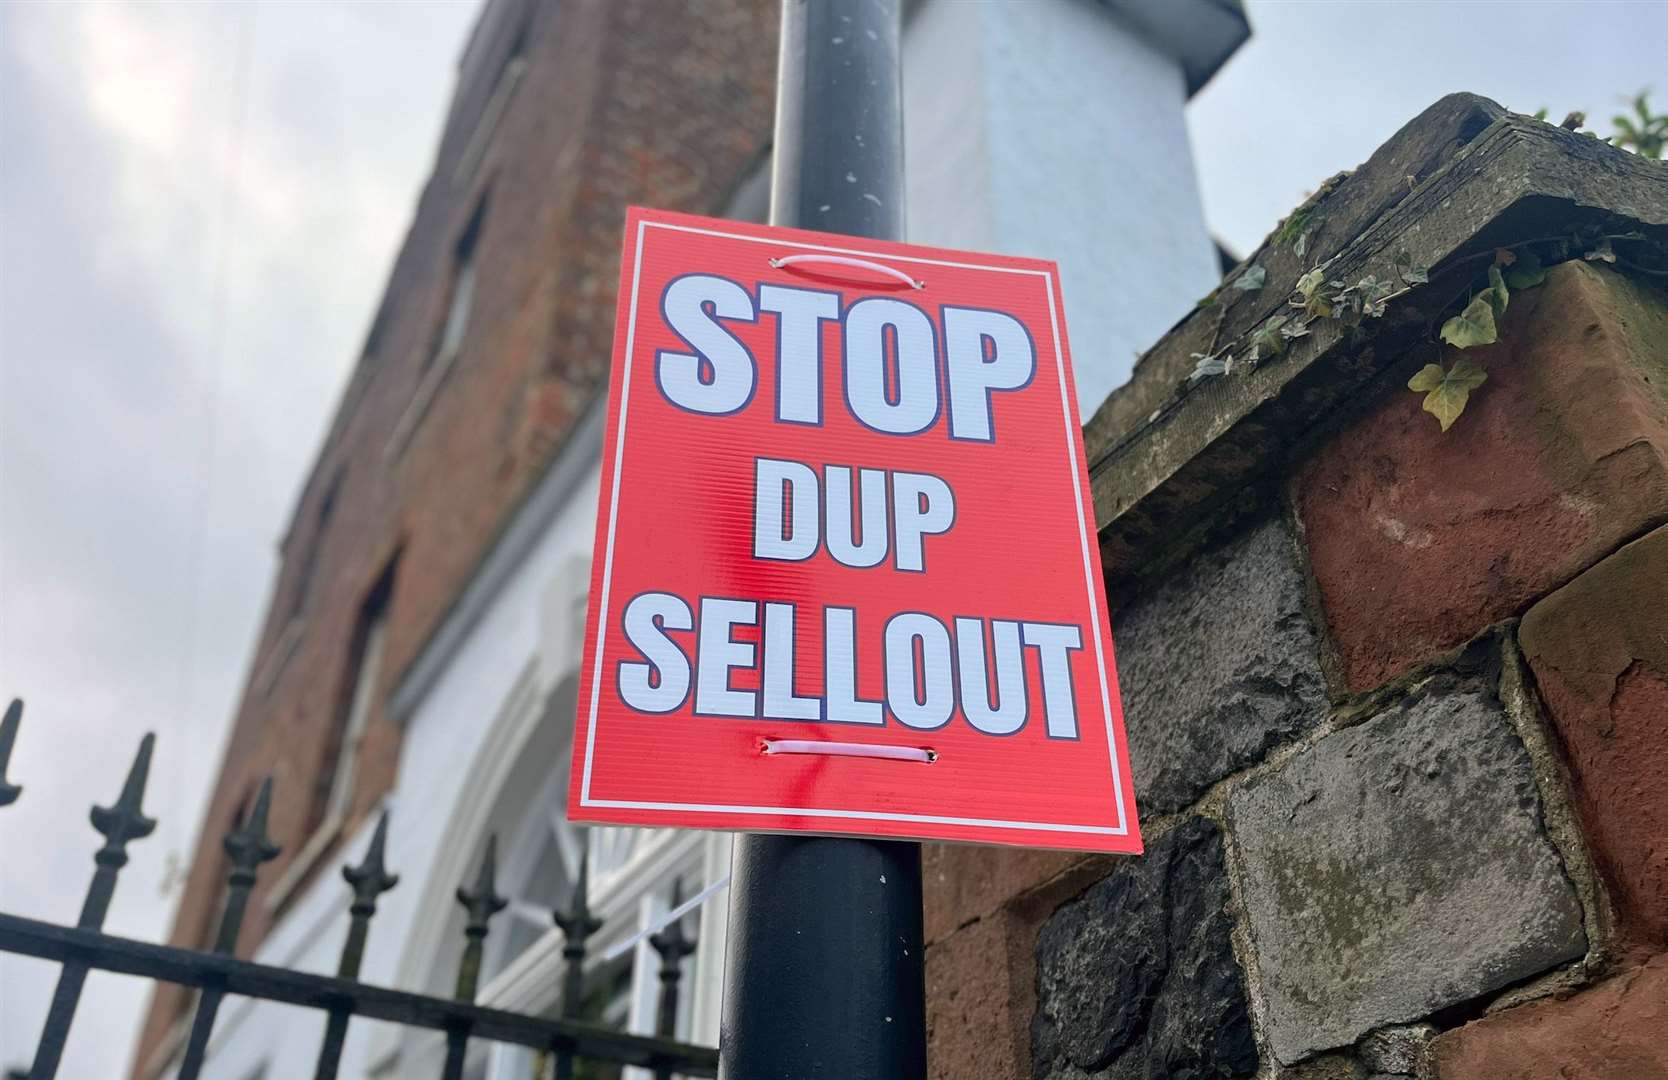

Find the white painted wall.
[
  {"left": 904, "top": 0, "right": 1222, "bottom": 416},
  {"left": 173, "top": 423, "right": 732, "bottom": 1079}
]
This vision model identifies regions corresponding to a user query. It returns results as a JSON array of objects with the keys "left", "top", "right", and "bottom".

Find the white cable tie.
[
  {"left": 600, "top": 874, "right": 732, "bottom": 962},
  {"left": 761, "top": 739, "right": 937, "bottom": 764},
  {"left": 769, "top": 253, "right": 925, "bottom": 289}
]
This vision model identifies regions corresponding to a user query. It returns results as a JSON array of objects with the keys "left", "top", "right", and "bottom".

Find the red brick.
[
  {"left": 922, "top": 843, "right": 1102, "bottom": 945},
  {"left": 1297, "top": 262, "right": 1668, "bottom": 692},
  {"left": 1431, "top": 954, "right": 1668, "bottom": 1079},
  {"left": 1521, "top": 524, "right": 1668, "bottom": 955},
  {"left": 926, "top": 913, "right": 1031, "bottom": 1080}
]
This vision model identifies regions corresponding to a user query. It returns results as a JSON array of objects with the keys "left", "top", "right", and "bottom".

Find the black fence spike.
[
  {"left": 650, "top": 879, "right": 698, "bottom": 1047},
  {"left": 554, "top": 835, "right": 603, "bottom": 949},
  {"left": 344, "top": 811, "right": 399, "bottom": 922},
  {"left": 457, "top": 834, "right": 507, "bottom": 940},
  {"left": 225, "top": 777, "right": 280, "bottom": 875},
  {"left": 553, "top": 833, "right": 605, "bottom": 1080},
  {"left": 179, "top": 775, "right": 283, "bottom": 1080},
  {"left": 214, "top": 774, "right": 280, "bottom": 955},
  {"left": 315, "top": 811, "right": 400, "bottom": 1080},
  {"left": 453, "top": 834, "right": 507, "bottom": 1002},
  {"left": 0, "top": 699, "right": 22, "bottom": 807},
  {"left": 88, "top": 732, "right": 158, "bottom": 877},
  {"left": 443, "top": 835, "right": 506, "bottom": 1080},
  {"left": 31, "top": 730, "right": 160, "bottom": 1078},
  {"left": 338, "top": 808, "right": 398, "bottom": 980}
]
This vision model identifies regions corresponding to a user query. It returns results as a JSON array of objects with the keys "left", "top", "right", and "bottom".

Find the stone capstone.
[
  {"left": 1114, "top": 516, "right": 1328, "bottom": 816},
  {"left": 1226, "top": 686, "right": 1587, "bottom": 1063},
  {"left": 1032, "top": 817, "right": 1257, "bottom": 1080}
]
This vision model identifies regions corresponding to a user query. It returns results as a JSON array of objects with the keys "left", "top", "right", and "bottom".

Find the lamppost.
[{"left": 718, "top": 3, "right": 927, "bottom": 1079}]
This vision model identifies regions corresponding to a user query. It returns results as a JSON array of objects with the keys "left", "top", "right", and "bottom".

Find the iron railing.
[{"left": 0, "top": 699, "right": 716, "bottom": 1080}]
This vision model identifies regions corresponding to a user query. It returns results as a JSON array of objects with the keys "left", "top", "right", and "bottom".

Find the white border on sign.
[{"left": 579, "top": 218, "right": 1129, "bottom": 838}]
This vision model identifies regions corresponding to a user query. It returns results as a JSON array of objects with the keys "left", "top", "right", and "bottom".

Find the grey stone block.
[
  {"left": 1226, "top": 687, "right": 1587, "bottom": 1064},
  {"left": 1033, "top": 818, "right": 1258, "bottom": 1080},
  {"left": 1114, "top": 515, "right": 1328, "bottom": 816},
  {"left": 1357, "top": 1023, "right": 1434, "bottom": 1075}
]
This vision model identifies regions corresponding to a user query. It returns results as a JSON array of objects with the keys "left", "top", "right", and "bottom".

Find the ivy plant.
[{"left": 1185, "top": 227, "right": 1659, "bottom": 433}]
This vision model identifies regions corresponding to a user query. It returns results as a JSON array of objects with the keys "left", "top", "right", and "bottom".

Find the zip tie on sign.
[
  {"left": 769, "top": 253, "right": 925, "bottom": 290},
  {"left": 600, "top": 874, "right": 732, "bottom": 962},
  {"left": 761, "top": 739, "right": 937, "bottom": 764}
]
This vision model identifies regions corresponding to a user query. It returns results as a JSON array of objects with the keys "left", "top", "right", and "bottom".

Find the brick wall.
[
  {"left": 923, "top": 97, "right": 1668, "bottom": 1080},
  {"left": 130, "top": 1, "right": 777, "bottom": 1074}
]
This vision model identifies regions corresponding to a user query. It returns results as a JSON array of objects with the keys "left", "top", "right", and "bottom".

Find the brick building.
[
  {"left": 131, "top": 1, "right": 779, "bottom": 1073},
  {"left": 132, "top": 2, "right": 1247, "bottom": 1077}
]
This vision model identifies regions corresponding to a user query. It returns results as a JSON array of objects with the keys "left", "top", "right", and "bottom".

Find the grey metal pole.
[{"left": 718, "top": 3, "right": 926, "bottom": 1078}]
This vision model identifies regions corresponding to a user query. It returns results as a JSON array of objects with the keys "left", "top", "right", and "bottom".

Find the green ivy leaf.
[
  {"left": 1408, "top": 359, "right": 1488, "bottom": 432},
  {"left": 1439, "top": 295, "right": 1499, "bottom": 349},
  {"left": 1250, "top": 315, "right": 1289, "bottom": 360},
  {"left": 1304, "top": 293, "right": 1335, "bottom": 320},
  {"left": 1295, "top": 268, "right": 1326, "bottom": 299},
  {"left": 1486, "top": 264, "right": 1510, "bottom": 317},
  {"left": 1232, "top": 264, "right": 1267, "bottom": 292},
  {"left": 1355, "top": 274, "right": 1395, "bottom": 318},
  {"left": 1188, "top": 353, "right": 1227, "bottom": 384},
  {"left": 1504, "top": 250, "right": 1548, "bottom": 289},
  {"left": 1275, "top": 206, "right": 1312, "bottom": 249}
]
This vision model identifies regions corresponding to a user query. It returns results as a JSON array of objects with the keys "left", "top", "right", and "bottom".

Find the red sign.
[{"left": 567, "top": 207, "right": 1141, "bottom": 853}]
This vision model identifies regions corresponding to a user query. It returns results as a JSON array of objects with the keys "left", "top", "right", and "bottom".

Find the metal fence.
[{"left": 0, "top": 699, "right": 716, "bottom": 1080}]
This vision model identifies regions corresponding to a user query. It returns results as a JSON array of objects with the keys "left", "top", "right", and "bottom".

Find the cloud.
[
  {"left": 0, "top": 2, "right": 476, "bottom": 1074},
  {"left": 1188, "top": 0, "right": 1668, "bottom": 257}
]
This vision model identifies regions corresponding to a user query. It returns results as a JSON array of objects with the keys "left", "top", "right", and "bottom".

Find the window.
[
  {"left": 310, "top": 562, "right": 393, "bottom": 838},
  {"left": 448, "top": 0, "right": 532, "bottom": 187},
  {"left": 479, "top": 768, "right": 647, "bottom": 987},
  {"left": 432, "top": 200, "right": 486, "bottom": 374},
  {"left": 287, "top": 475, "right": 340, "bottom": 621},
  {"left": 255, "top": 474, "right": 341, "bottom": 696},
  {"left": 265, "top": 557, "right": 397, "bottom": 913},
  {"left": 386, "top": 196, "right": 489, "bottom": 458},
  {"left": 452, "top": 21, "right": 528, "bottom": 188}
]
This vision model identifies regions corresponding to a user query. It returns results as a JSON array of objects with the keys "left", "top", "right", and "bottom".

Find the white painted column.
[
  {"left": 904, "top": 0, "right": 1222, "bottom": 415},
  {"left": 689, "top": 832, "right": 734, "bottom": 1045}
]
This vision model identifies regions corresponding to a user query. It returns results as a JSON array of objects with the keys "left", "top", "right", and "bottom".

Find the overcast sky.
[{"left": 1, "top": 1, "right": 1664, "bottom": 1075}]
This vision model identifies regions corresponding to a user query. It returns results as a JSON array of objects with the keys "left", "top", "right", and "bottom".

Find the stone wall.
[{"left": 924, "top": 97, "right": 1668, "bottom": 1080}]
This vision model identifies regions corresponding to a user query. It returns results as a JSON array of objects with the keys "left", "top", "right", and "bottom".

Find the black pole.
[{"left": 718, "top": 3, "right": 926, "bottom": 1079}]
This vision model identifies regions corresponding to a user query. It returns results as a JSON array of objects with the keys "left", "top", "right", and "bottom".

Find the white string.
[
  {"left": 769, "top": 253, "right": 925, "bottom": 289},
  {"left": 762, "top": 739, "right": 937, "bottom": 763},
  {"left": 600, "top": 874, "right": 732, "bottom": 962}
]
